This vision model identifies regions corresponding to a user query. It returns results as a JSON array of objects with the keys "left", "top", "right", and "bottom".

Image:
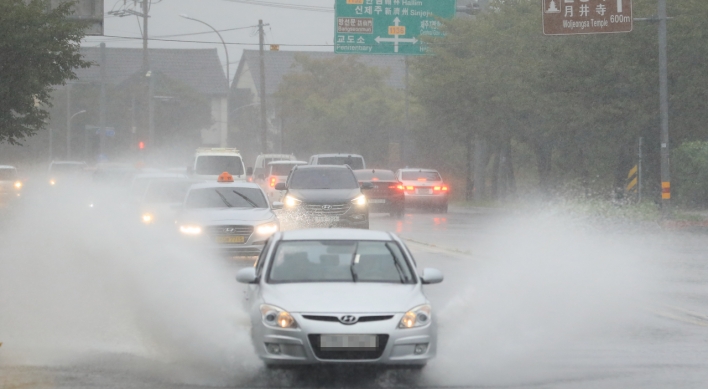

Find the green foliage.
[
  {"left": 0, "top": 0, "right": 90, "bottom": 144},
  {"left": 672, "top": 141, "right": 708, "bottom": 207},
  {"left": 275, "top": 55, "right": 404, "bottom": 166},
  {"left": 410, "top": 0, "right": 708, "bottom": 200}
]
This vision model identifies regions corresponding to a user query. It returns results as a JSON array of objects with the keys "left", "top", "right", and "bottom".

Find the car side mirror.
[
  {"left": 274, "top": 183, "right": 287, "bottom": 191},
  {"left": 361, "top": 182, "right": 374, "bottom": 190},
  {"left": 236, "top": 267, "right": 258, "bottom": 284},
  {"left": 272, "top": 201, "right": 283, "bottom": 210},
  {"left": 246, "top": 167, "right": 254, "bottom": 176},
  {"left": 420, "top": 268, "right": 443, "bottom": 284}
]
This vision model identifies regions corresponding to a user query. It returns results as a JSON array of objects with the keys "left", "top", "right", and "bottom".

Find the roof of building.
[
  {"left": 232, "top": 50, "right": 406, "bottom": 97},
  {"left": 75, "top": 47, "right": 227, "bottom": 96}
]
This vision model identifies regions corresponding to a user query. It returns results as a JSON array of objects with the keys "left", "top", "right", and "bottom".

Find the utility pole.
[
  {"left": 657, "top": 0, "right": 671, "bottom": 215},
  {"left": 99, "top": 42, "right": 107, "bottom": 159},
  {"left": 258, "top": 19, "right": 268, "bottom": 153},
  {"left": 142, "top": 0, "right": 149, "bottom": 71},
  {"left": 402, "top": 57, "right": 410, "bottom": 166},
  {"left": 66, "top": 84, "right": 72, "bottom": 159},
  {"left": 638, "top": 136, "right": 644, "bottom": 203},
  {"left": 147, "top": 70, "right": 155, "bottom": 148}
]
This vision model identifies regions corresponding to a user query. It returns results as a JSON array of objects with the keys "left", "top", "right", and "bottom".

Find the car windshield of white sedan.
[
  {"left": 185, "top": 187, "right": 268, "bottom": 209},
  {"left": 268, "top": 240, "right": 415, "bottom": 284},
  {"left": 401, "top": 171, "right": 442, "bottom": 181},
  {"left": 289, "top": 169, "right": 359, "bottom": 190},
  {"left": 0, "top": 169, "right": 17, "bottom": 180}
]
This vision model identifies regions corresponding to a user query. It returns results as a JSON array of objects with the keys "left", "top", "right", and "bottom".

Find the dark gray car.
[{"left": 275, "top": 165, "right": 372, "bottom": 229}]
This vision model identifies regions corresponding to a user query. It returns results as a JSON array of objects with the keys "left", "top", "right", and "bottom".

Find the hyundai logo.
[
  {"left": 339, "top": 315, "right": 358, "bottom": 325},
  {"left": 322, "top": 205, "right": 332, "bottom": 210}
]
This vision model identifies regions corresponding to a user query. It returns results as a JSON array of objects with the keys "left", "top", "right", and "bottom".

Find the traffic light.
[{"left": 138, "top": 141, "right": 145, "bottom": 150}]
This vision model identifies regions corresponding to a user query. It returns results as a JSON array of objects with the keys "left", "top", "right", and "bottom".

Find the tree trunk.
[
  {"left": 502, "top": 137, "right": 516, "bottom": 197},
  {"left": 473, "top": 134, "right": 489, "bottom": 201},
  {"left": 535, "top": 141, "right": 553, "bottom": 198},
  {"left": 490, "top": 144, "right": 501, "bottom": 200}
]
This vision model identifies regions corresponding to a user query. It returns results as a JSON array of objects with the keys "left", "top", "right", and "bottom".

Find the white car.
[
  {"left": 252, "top": 154, "right": 297, "bottom": 182},
  {"left": 261, "top": 160, "right": 307, "bottom": 203},
  {"left": 176, "top": 175, "right": 282, "bottom": 256},
  {"left": 189, "top": 148, "right": 248, "bottom": 182},
  {"left": 308, "top": 153, "right": 366, "bottom": 170},
  {"left": 237, "top": 228, "right": 443, "bottom": 367},
  {"left": 0, "top": 165, "right": 22, "bottom": 203}
]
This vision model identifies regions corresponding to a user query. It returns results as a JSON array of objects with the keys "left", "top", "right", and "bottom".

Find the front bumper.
[
  {"left": 179, "top": 225, "right": 275, "bottom": 256},
  {"left": 251, "top": 313, "right": 436, "bottom": 366}
]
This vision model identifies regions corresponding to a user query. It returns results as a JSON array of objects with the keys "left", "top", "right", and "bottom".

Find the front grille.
[
  {"left": 303, "top": 315, "right": 394, "bottom": 323},
  {"left": 308, "top": 334, "right": 389, "bottom": 360},
  {"left": 302, "top": 203, "right": 351, "bottom": 216},
  {"left": 204, "top": 225, "right": 254, "bottom": 235}
]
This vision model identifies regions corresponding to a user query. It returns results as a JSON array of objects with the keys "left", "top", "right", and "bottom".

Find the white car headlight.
[
  {"left": 179, "top": 225, "right": 202, "bottom": 235},
  {"left": 260, "top": 304, "right": 298, "bottom": 329},
  {"left": 14, "top": 181, "right": 22, "bottom": 189},
  {"left": 142, "top": 213, "right": 154, "bottom": 224},
  {"left": 398, "top": 304, "right": 432, "bottom": 329},
  {"left": 351, "top": 194, "right": 367, "bottom": 206},
  {"left": 284, "top": 195, "right": 301, "bottom": 207},
  {"left": 256, "top": 222, "right": 278, "bottom": 235}
]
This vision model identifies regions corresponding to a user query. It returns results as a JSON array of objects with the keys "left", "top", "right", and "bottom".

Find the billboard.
[{"left": 52, "top": 0, "right": 104, "bottom": 36}]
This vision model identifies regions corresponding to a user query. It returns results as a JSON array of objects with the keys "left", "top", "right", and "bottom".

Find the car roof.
[
  {"left": 312, "top": 153, "right": 364, "bottom": 158},
  {"left": 398, "top": 168, "right": 440, "bottom": 173},
  {"left": 50, "top": 161, "right": 87, "bottom": 165},
  {"left": 280, "top": 228, "right": 394, "bottom": 241},
  {"left": 259, "top": 154, "right": 294, "bottom": 158},
  {"left": 188, "top": 181, "right": 263, "bottom": 190},
  {"left": 0, "top": 165, "right": 16, "bottom": 169},
  {"left": 132, "top": 173, "right": 186, "bottom": 179},
  {"left": 268, "top": 160, "right": 307, "bottom": 166},
  {"left": 354, "top": 169, "right": 394, "bottom": 174},
  {"left": 295, "top": 164, "right": 351, "bottom": 170}
]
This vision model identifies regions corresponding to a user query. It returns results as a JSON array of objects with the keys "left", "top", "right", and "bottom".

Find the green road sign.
[{"left": 334, "top": 0, "right": 456, "bottom": 55}]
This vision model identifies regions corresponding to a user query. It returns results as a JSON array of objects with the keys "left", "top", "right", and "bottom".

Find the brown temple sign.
[{"left": 543, "top": 0, "right": 632, "bottom": 35}]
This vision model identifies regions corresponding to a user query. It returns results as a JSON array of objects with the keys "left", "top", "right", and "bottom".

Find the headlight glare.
[
  {"left": 142, "top": 213, "right": 154, "bottom": 224},
  {"left": 49, "top": 179, "right": 56, "bottom": 186},
  {"left": 284, "top": 195, "right": 301, "bottom": 207},
  {"left": 398, "top": 304, "right": 432, "bottom": 329},
  {"left": 179, "top": 225, "right": 202, "bottom": 235},
  {"left": 351, "top": 195, "right": 367, "bottom": 206},
  {"left": 14, "top": 181, "right": 22, "bottom": 189},
  {"left": 260, "top": 304, "right": 297, "bottom": 329},
  {"left": 256, "top": 222, "right": 278, "bottom": 235}
]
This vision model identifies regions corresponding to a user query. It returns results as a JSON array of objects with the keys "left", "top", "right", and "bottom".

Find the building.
[{"left": 75, "top": 47, "right": 228, "bottom": 146}]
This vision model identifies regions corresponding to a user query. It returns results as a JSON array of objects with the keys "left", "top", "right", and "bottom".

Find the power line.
[
  {"left": 91, "top": 34, "right": 336, "bottom": 47},
  {"left": 153, "top": 24, "right": 259, "bottom": 39},
  {"left": 224, "top": 0, "right": 333, "bottom": 13}
]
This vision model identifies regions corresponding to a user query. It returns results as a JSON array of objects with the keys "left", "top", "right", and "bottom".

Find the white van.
[
  {"left": 308, "top": 153, "right": 366, "bottom": 170},
  {"left": 189, "top": 148, "right": 247, "bottom": 181},
  {"left": 251, "top": 154, "right": 296, "bottom": 181}
]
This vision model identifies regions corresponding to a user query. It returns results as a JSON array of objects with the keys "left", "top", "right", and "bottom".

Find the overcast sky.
[{"left": 83, "top": 0, "right": 336, "bottom": 82}]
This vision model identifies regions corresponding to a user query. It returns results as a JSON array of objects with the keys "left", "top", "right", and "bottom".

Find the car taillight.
[
  {"left": 397, "top": 185, "right": 404, "bottom": 190},
  {"left": 434, "top": 185, "right": 449, "bottom": 192},
  {"left": 270, "top": 177, "right": 277, "bottom": 187},
  {"left": 406, "top": 186, "right": 414, "bottom": 191}
]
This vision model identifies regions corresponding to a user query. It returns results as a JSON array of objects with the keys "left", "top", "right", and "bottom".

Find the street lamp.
[
  {"left": 180, "top": 14, "right": 230, "bottom": 147},
  {"left": 67, "top": 109, "right": 86, "bottom": 159}
]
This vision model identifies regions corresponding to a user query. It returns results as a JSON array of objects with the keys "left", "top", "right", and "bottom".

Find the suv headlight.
[
  {"left": 398, "top": 304, "right": 432, "bottom": 329},
  {"left": 284, "top": 195, "right": 301, "bottom": 207},
  {"left": 256, "top": 222, "right": 278, "bottom": 235},
  {"left": 351, "top": 194, "right": 367, "bottom": 206},
  {"left": 179, "top": 225, "right": 202, "bottom": 235},
  {"left": 260, "top": 304, "right": 298, "bottom": 329},
  {"left": 142, "top": 213, "right": 154, "bottom": 224},
  {"left": 14, "top": 181, "right": 22, "bottom": 189}
]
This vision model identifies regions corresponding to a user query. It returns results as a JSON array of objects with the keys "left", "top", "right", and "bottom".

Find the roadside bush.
[{"left": 673, "top": 141, "right": 708, "bottom": 207}]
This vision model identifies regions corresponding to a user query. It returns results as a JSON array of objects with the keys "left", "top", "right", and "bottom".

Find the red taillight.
[
  {"left": 397, "top": 185, "right": 404, "bottom": 190},
  {"left": 434, "top": 186, "right": 441, "bottom": 191},
  {"left": 442, "top": 186, "right": 449, "bottom": 191},
  {"left": 270, "top": 177, "right": 277, "bottom": 187},
  {"left": 417, "top": 178, "right": 426, "bottom": 182},
  {"left": 433, "top": 185, "right": 449, "bottom": 192}
]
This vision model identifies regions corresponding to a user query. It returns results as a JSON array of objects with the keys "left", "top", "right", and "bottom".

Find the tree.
[
  {"left": 0, "top": 0, "right": 90, "bottom": 144},
  {"left": 275, "top": 55, "right": 405, "bottom": 167}
]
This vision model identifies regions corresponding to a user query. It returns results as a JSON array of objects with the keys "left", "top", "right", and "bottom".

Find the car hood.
[
  {"left": 287, "top": 188, "right": 361, "bottom": 204},
  {"left": 262, "top": 282, "right": 426, "bottom": 313},
  {"left": 178, "top": 207, "right": 275, "bottom": 224}
]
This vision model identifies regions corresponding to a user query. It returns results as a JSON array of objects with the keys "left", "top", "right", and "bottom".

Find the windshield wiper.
[
  {"left": 231, "top": 190, "right": 259, "bottom": 208},
  {"left": 350, "top": 243, "right": 359, "bottom": 282},
  {"left": 214, "top": 189, "right": 233, "bottom": 207},
  {"left": 386, "top": 243, "right": 408, "bottom": 284}
]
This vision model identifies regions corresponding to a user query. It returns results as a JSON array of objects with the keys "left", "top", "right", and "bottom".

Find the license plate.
[
  {"left": 368, "top": 199, "right": 386, "bottom": 204},
  {"left": 214, "top": 235, "right": 246, "bottom": 244},
  {"left": 315, "top": 216, "right": 340, "bottom": 223},
  {"left": 320, "top": 334, "right": 378, "bottom": 349},
  {"left": 417, "top": 189, "right": 432, "bottom": 195}
]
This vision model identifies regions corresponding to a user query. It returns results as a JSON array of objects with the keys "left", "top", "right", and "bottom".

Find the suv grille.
[
  {"left": 303, "top": 315, "right": 394, "bottom": 323},
  {"left": 308, "top": 334, "right": 389, "bottom": 360},
  {"left": 303, "top": 203, "right": 351, "bottom": 216},
  {"left": 204, "top": 225, "right": 254, "bottom": 235}
]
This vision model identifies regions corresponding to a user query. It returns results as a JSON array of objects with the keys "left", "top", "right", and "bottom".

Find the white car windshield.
[
  {"left": 185, "top": 187, "right": 268, "bottom": 209},
  {"left": 195, "top": 156, "right": 244, "bottom": 176},
  {"left": 401, "top": 171, "right": 442, "bottom": 181},
  {"left": 268, "top": 240, "right": 415, "bottom": 284}
]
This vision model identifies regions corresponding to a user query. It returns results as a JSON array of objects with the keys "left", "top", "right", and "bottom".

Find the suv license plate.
[
  {"left": 368, "top": 199, "right": 386, "bottom": 204},
  {"left": 214, "top": 235, "right": 246, "bottom": 244},
  {"left": 320, "top": 334, "right": 377, "bottom": 349},
  {"left": 315, "top": 216, "right": 340, "bottom": 223}
]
